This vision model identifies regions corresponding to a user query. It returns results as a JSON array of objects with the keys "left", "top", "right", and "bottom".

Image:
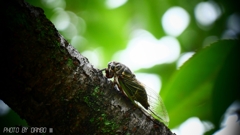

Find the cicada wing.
[
  {"left": 145, "top": 86, "right": 169, "bottom": 126},
  {"left": 118, "top": 76, "right": 169, "bottom": 126},
  {"left": 117, "top": 76, "right": 150, "bottom": 109},
  {"left": 124, "top": 77, "right": 169, "bottom": 125}
]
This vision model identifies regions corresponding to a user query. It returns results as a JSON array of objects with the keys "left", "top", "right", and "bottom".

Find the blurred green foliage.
[
  {"left": 162, "top": 40, "right": 239, "bottom": 130},
  {"left": 25, "top": 0, "right": 240, "bottom": 66},
  {"left": 3, "top": 0, "right": 239, "bottom": 134}
]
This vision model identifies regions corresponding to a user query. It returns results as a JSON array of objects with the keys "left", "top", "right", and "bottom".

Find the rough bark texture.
[{"left": 1, "top": 0, "right": 175, "bottom": 134}]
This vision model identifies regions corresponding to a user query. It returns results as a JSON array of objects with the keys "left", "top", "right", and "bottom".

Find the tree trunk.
[{"left": 1, "top": 0, "right": 175, "bottom": 134}]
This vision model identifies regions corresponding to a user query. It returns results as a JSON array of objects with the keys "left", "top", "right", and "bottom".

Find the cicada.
[{"left": 101, "top": 61, "right": 169, "bottom": 125}]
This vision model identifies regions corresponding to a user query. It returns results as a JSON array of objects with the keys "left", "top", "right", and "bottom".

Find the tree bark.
[{"left": 1, "top": 0, "right": 175, "bottom": 134}]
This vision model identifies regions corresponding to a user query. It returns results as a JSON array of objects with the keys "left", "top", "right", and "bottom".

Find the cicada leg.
[{"left": 113, "top": 77, "right": 125, "bottom": 95}]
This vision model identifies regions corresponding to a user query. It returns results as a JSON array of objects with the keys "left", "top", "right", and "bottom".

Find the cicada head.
[
  {"left": 109, "top": 61, "right": 134, "bottom": 76},
  {"left": 105, "top": 61, "right": 116, "bottom": 78}
]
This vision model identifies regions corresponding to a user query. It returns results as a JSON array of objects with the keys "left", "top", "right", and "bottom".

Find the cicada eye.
[{"left": 111, "top": 65, "right": 115, "bottom": 70}]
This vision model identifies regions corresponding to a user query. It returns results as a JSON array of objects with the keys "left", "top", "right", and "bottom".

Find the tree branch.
[{"left": 1, "top": 0, "right": 175, "bottom": 134}]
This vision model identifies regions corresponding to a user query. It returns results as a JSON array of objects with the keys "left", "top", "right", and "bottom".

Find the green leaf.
[
  {"left": 161, "top": 40, "right": 240, "bottom": 128},
  {"left": 212, "top": 41, "right": 240, "bottom": 129}
]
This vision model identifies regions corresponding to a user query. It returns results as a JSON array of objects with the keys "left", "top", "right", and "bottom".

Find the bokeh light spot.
[
  {"left": 105, "top": 0, "right": 127, "bottom": 9},
  {"left": 162, "top": 7, "right": 190, "bottom": 37},
  {"left": 41, "top": 0, "right": 66, "bottom": 9},
  {"left": 51, "top": 8, "right": 70, "bottom": 30},
  {"left": 135, "top": 73, "right": 161, "bottom": 94},
  {"left": 194, "top": 1, "right": 221, "bottom": 27},
  {"left": 113, "top": 29, "right": 180, "bottom": 71},
  {"left": 0, "top": 100, "right": 10, "bottom": 116},
  {"left": 203, "top": 36, "right": 218, "bottom": 47},
  {"left": 177, "top": 52, "right": 195, "bottom": 69},
  {"left": 172, "top": 117, "right": 205, "bottom": 135},
  {"left": 71, "top": 35, "right": 87, "bottom": 49},
  {"left": 222, "top": 14, "right": 240, "bottom": 39},
  {"left": 82, "top": 48, "right": 103, "bottom": 68},
  {"left": 62, "top": 23, "right": 78, "bottom": 39}
]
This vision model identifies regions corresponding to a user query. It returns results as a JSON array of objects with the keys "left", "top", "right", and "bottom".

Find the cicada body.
[{"left": 101, "top": 61, "right": 169, "bottom": 125}]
